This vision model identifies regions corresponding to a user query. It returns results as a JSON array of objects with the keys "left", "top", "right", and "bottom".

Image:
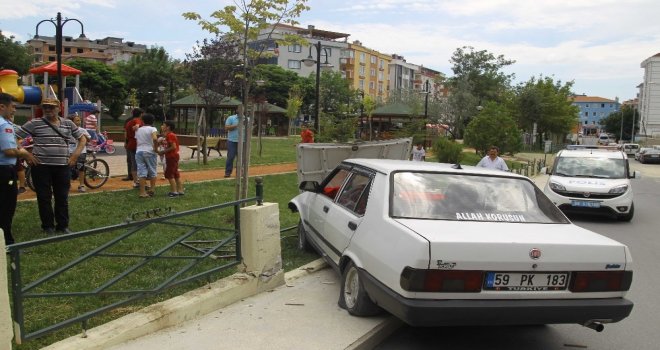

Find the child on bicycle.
[
  {"left": 69, "top": 114, "right": 90, "bottom": 192},
  {"left": 158, "top": 120, "right": 184, "bottom": 197}
]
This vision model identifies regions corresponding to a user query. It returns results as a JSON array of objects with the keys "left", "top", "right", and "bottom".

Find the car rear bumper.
[{"left": 360, "top": 269, "right": 634, "bottom": 327}]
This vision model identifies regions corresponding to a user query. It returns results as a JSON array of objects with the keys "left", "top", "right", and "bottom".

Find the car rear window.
[{"left": 390, "top": 172, "right": 568, "bottom": 224}]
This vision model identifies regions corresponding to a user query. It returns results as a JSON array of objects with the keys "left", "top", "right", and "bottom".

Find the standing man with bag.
[{"left": 16, "top": 98, "right": 86, "bottom": 235}]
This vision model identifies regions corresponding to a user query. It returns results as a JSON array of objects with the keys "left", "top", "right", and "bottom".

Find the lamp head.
[{"left": 302, "top": 56, "right": 316, "bottom": 67}]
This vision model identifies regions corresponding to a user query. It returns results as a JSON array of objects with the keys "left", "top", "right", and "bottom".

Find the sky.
[{"left": 2, "top": 0, "right": 660, "bottom": 101}]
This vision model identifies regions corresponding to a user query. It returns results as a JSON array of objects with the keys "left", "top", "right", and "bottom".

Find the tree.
[
  {"left": 183, "top": 0, "right": 310, "bottom": 200},
  {"left": 515, "top": 76, "right": 579, "bottom": 145},
  {"left": 116, "top": 47, "right": 178, "bottom": 116},
  {"left": 286, "top": 84, "right": 303, "bottom": 135},
  {"left": 362, "top": 94, "right": 376, "bottom": 140},
  {"left": 252, "top": 64, "right": 302, "bottom": 108},
  {"left": 464, "top": 101, "right": 523, "bottom": 155},
  {"left": 448, "top": 46, "right": 515, "bottom": 104},
  {"left": 313, "top": 71, "right": 358, "bottom": 142},
  {"left": 0, "top": 32, "right": 31, "bottom": 75},
  {"left": 599, "top": 105, "right": 639, "bottom": 142},
  {"left": 65, "top": 58, "right": 127, "bottom": 119}
]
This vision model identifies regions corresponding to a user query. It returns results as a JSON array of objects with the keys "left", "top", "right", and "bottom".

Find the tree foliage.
[
  {"left": 252, "top": 64, "right": 301, "bottom": 107},
  {"left": 448, "top": 46, "right": 515, "bottom": 104},
  {"left": 599, "top": 105, "right": 639, "bottom": 142},
  {"left": 0, "top": 32, "right": 31, "bottom": 75},
  {"left": 434, "top": 137, "right": 464, "bottom": 164},
  {"left": 514, "top": 76, "right": 579, "bottom": 143},
  {"left": 286, "top": 84, "right": 303, "bottom": 135},
  {"left": 464, "top": 102, "right": 523, "bottom": 155},
  {"left": 65, "top": 58, "right": 127, "bottom": 119},
  {"left": 116, "top": 47, "right": 180, "bottom": 117}
]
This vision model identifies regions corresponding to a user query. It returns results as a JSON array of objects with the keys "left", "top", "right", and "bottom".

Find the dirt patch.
[{"left": 18, "top": 163, "right": 297, "bottom": 201}]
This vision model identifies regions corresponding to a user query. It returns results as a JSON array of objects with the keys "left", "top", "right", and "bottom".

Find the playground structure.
[{"left": 0, "top": 62, "right": 102, "bottom": 127}]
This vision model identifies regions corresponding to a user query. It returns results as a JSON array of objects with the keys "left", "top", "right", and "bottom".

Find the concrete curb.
[{"left": 42, "top": 259, "right": 330, "bottom": 350}]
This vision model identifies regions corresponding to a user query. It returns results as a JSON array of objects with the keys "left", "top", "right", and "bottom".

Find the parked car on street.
[
  {"left": 543, "top": 148, "right": 639, "bottom": 221},
  {"left": 638, "top": 147, "right": 660, "bottom": 164},
  {"left": 289, "top": 159, "right": 633, "bottom": 331},
  {"left": 635, "top": 147, "right": 653, "bottom": 161}
]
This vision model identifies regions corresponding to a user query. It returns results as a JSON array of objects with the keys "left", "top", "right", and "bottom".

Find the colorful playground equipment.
[{"left": 0, "top": 62, "right": 99, "bottom": 115}]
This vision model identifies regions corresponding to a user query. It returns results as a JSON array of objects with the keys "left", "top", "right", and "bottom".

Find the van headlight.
[
  {"left": 609, "top": 185, "right": 628, "bottom": 194},
  {"left": 549, "top": 182, "right": 566, "bottom": 192}
]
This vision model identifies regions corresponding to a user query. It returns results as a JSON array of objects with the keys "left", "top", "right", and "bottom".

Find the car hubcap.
[{"left": 344, "top": 267, "right": 359, "bottom": 309}]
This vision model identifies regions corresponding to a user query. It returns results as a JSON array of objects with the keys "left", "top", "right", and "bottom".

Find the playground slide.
[{"left": 0, "top": 69, "right": 43, "bottom": 105}]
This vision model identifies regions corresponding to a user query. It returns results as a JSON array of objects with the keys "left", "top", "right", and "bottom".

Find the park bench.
[{"left": 187, "top": 137, "right": 226, "bottom": 158}]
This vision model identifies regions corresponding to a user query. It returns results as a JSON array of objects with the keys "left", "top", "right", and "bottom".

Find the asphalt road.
[{"left": 375, "top": 162, "right": 660, "bottom": 350}]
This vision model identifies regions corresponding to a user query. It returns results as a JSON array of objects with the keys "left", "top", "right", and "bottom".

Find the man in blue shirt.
[
  {"left": 224, "top": 105, "right": 242, "bottom": 178},
  {"left": 0, "top": 93, "right": 36, "bottom": 245}
]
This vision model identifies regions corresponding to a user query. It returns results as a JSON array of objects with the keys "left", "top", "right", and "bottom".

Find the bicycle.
[
  {"left": 87, "top": 131, "right": 116, "bottom": 154},
  {"left": 23, "top": 151, "right": 109, "bottom": 191}
]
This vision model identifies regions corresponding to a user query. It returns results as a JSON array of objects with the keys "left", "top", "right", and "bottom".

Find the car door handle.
[
  {"left": 323, "top": 206, "right": 329, "bottom": 213},
  {"left": 348, "top": 221, "right": 357, "bottom": 231}
]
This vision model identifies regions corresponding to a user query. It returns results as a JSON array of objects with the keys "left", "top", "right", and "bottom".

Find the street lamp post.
[
  {"left": 301, "top": 41, "right": 333, "bottom": 134},
  {"left": 35, "top": 12, "right": 86, "bottom": 104},
  {"left": 158, "top": 85, "right": 165, "bottom": 120},
  {"left": 424, "top": 80, "right": 430, "bottom": 120}
]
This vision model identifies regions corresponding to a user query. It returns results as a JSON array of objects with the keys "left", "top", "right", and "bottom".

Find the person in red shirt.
[
  {"left": 300, "top": 123, "right": 314, "bottom": 143},
  {"left": 124, "top": 108, "right": 144, "bottom": 188},
  {"left": 158, "top": 121, "right": 184, "bottom": 197}
]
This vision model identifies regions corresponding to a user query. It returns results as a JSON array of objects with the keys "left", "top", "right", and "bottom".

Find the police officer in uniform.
[{"left": 0, "top": 93, "right": 36, "bottom": 245}]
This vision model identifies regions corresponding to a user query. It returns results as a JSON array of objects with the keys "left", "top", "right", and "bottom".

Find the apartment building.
[
  {"left": 340, "top": 40, "right": 390, "bottom": 101},
  {"left": 571, "top": 95, "right": 620, "bottom": 136},
  {"left": 26, "top": 35, "right": 146, "bottom": 66},
  {"left": 639, "top": 53, "right": 660, "bottom": 137},
  {"left": 254, "top": 24, "right": 349, "bottom": 79}
]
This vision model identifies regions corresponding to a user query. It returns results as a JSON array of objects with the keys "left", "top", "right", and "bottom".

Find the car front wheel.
[{"left": 340, "top": 261, "right": 381, "bottom": 316}]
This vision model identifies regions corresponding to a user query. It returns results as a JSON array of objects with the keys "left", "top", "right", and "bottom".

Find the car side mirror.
[
  {"left": 299, "top": 181, "right": 320, "bottom": 192},
  {"left": 541, "top": 166, "right": 550, "bottom": 175},
  {"left": 631, "top": 170, "right": 641, "bottom": 179}
]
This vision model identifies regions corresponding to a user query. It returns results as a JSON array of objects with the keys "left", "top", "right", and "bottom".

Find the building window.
[
  {"left": 379, "top": 60, "right": 384, "bottom": 69},
  {"left": 370, "top": 55, "right": 377, "bottom": 64},
  {"left": 360, "top": 52, "right": 366, "bottom": 63},
  {"left": 593, "top": 112, "right": 596, "bottom": 116},
  {"left": 378, "top": 82, "right": 383, "bottom": 92},
  {"left": 49, "top": 45, "right": 55, "bottom": 51},
  {"left": 48, "top": 56, "right": 55, "bottom": 61},
  {"left": 288, "top": 44, "right": 301, "bottom": 53},
  {"left": 584, "top": 112, "right": 588, "bottom": 116},
  {"left": 64, "top": 47, "right": 71, "bottom": 53},
  {"left": 324, "top": 48, "right": 332, "bottom": 57},
  {"left": 359, "top": 66, "right": 365, "bottom": 76},
  {"left": 601, "top": 103, "right": 605, "bottom": 108},
  {"left": 378, "top": 71, "right": 383, "bottom": 81},
  {"left": 585, "top": 104, "right": 589, "bottom": 107},
  {"left": 77, "top": 48, "right": 83, "bottom": 53},
  {"left": 369, "top": 81, "right": 375, "bottom": 89},
  {"left": 584, "top": 121, "right": 588, "bottom": 125},
  {"left": 288, "top": 60, "right": 301, "bottom": 69},
  {"left": 359, "top": 80, "right": 365, "bottom": 90},
  {"left": 370, "top": 68, "right": 376, "bottom": 76}
]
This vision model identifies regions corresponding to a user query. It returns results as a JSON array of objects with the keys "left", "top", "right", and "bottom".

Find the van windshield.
[{"left": 553, "top": 157, "right": 626, "bottom": 179}]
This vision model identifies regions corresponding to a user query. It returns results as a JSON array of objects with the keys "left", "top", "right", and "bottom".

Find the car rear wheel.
[
  {"left": 618, "top": 203, "right": 634, "bottom": 222},
  {"left": 297, "top": 220, "right": 314, "bottom": 252},
  {"left": 340, "top": 261, "right": 381, "bottom": 316}
]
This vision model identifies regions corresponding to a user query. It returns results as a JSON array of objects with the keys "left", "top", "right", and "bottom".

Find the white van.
[
  {"left": 542, "top": 148, "right": 640, "bottom": 221},
  {"left": 598, "top": 134, "right": 613, "bottom": 145},
  {"left": 622, "top": 143, "right": 640, "bottom": 156}
]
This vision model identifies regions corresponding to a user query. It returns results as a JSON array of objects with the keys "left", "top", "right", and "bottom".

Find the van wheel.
[{"left": 618, "top": 204, "right": 634, "bottom": 222}]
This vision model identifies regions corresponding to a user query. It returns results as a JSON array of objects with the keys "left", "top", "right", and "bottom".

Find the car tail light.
[
  {"left": 570, "top": 271, "right": 632, "bottom": 292},
  {"left": 400, "top": 267, "right": 483, "bottom": 292}
]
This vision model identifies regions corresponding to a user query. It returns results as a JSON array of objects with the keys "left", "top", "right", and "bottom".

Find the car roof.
[
  {"left": 557, "top": 149, "right": 626, "bottom": 159},
  {"left": 342, "top": 158, "right": 527, "bottom": 178}
]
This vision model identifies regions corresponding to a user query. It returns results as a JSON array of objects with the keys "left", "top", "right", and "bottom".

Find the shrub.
[{"left": 434, "top": 137, "right": 464, "bottom": 163}]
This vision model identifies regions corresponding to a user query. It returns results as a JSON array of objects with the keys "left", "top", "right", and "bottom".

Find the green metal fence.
[{"left": 6, "top": 180, "right": 263, "bottom": 344}]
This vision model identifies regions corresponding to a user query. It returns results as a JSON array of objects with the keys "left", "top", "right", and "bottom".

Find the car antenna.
[{"left": 452, "top": 163, "right": 463, "bottom": 169}]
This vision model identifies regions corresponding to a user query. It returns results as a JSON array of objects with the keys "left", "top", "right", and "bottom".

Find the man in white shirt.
[{"left": 476, "top": 145, "right": 509, "bottom": 171}]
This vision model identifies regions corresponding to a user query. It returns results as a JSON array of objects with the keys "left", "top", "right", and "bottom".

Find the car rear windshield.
[
  {"left": 554, "top": 156, "right": 626, "bottom": 179},
  {"left": 390, "top": 172, "right": 568, "bottom": 223}
]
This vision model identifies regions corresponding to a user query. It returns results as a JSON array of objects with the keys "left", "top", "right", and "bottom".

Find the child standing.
[
  {"left": 134, "top": 114, "right": 158, "bottom": 198},
  {"left": 411, "top": 142, "right": 426, "bottom": 161},
  {"left": 158, "top": 121, "right": 184, "bottom": 197},
  {"left": 69, "top": 114, "right": 90, "bottom": 192}
]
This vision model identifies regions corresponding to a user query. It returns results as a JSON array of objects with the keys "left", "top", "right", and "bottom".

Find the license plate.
[
  {"left": 652, "top": 154, "right": 659, "bottom": 158},
  {"left": 571, "top": 200, "right": 600, "bottom": 208},
  {"left": 485, "top": 272, "right": 569, "bottom": 291}
]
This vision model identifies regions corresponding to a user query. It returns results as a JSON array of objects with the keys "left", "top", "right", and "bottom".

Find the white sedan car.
[{"left": 288, "top": 159, "right": 633, "bottom": 331}]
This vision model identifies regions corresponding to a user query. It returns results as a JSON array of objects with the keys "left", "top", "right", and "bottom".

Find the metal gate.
[{"left": 6, "top": 181, "right": 263, "bottom": 344}]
